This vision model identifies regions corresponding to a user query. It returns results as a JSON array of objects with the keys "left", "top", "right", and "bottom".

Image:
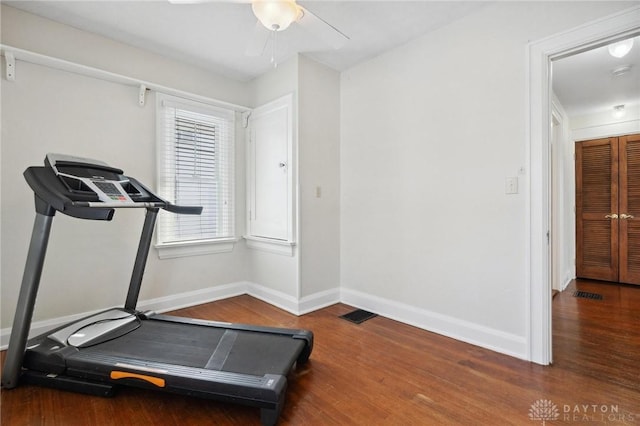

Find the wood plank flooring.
[{"left": 2, "top": 280, "right": 639, "bottom": 425}]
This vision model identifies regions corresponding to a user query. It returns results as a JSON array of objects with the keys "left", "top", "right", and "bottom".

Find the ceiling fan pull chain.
[{"left": 271, "top": 29, "right": 278, "bottom": 68}]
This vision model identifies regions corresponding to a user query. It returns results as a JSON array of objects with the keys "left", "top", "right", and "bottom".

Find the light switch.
[
  {"left": 316, "top": 186, "right": 322, "bottom": 198},
  {"left": 505, "top": 177, "right": 518, "bottom": 194}
]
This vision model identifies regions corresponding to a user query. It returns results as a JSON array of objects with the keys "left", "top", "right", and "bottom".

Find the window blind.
[{"left": 156, "top": 94, "right": 235, "bottom": 245}]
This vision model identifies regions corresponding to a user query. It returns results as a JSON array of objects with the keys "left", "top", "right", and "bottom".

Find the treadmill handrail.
[{"left": 127, "top": 175, "right": 202, "bottom": 215}]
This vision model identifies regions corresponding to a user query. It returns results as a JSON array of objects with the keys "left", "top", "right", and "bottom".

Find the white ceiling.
[
  {"left": 4, "top": 0, "right": 488, "bottom": 81},
  {"left": 4, "top": 1, "right": 639, "bottom": 117},
  {"left": 552, "top": 34, "right": 640, "bottom": 118}
]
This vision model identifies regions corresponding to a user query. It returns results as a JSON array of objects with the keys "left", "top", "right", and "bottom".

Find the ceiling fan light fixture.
[
  {"left": 608, "top": 38, "right": 634, "bottom": 58},
  {"left": 252, "top": 0, "right": 300, "bottom": 32},
  {"left": 612, "top": 104, "right": 626, "bottom": 119}
]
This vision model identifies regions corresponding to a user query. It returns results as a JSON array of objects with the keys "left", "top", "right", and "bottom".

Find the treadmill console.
[{"left": 45, "top": 153, "right": 149, "bottom": 204}]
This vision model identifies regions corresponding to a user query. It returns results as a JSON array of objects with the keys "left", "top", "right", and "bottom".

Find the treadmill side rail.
[
  {"left": 48, "top": 308, "right": 138, "bottom": 347},
  {"left": 21, "top": 370, "right": 117, "bottom": 397},
  {"left": 66, "top": 352, "right": 288, "bottom": 410}
]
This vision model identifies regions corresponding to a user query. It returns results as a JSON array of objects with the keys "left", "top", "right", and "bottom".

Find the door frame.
[{"left": 527, "top": 6, "right": 640, "bottom": 365}]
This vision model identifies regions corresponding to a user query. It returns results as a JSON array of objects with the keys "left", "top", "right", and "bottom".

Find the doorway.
[
  {"left": 551, "top": 35, "right": 640, "bottom": 290},
  {"left": 527, "top": 7, "right": 640, "bottom": 365}
]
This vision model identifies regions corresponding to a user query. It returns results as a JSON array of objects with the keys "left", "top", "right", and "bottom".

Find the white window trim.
[
  {"left": 243, "top": 235, "right": 296, "bottom": 256},
  {"left": 155, "top": 93, "right": 237, "bottom": 259},
  {"left": 156, "top": 238, "right": 238, "bottom": 259}
]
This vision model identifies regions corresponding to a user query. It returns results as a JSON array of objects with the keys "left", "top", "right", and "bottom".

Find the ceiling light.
[
  {"left": 252, "top": 0, "right": 301, "bottom": 32},
  {"left": 608, "top": 38, "right": 634, "bottom": 58},
  {"left": 612, "top": 105, "right": 626, "bottom": 119}
]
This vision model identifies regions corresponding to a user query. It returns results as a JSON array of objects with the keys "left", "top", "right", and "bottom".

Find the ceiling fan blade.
[
  {"left": 167, "top": 0, "right": 209, "bottom": 4},
  {"left": 245, "top": 21, "right": 271, "bottom": 56},
  {"left": 297, "top": 6, "right": 349, "bottom": 50},
  {"left": 168, "top": 0, "right": 250, "bottom": 4}
]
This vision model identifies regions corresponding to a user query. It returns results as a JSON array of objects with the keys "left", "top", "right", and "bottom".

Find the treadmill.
[{"left": 1, "top": 154, "right": 313, "bottom": 425}]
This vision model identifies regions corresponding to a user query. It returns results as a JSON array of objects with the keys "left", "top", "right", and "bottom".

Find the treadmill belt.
[
  {"left": 219, "top": 331, "right": 302, "bottom": 375},
  {"left": 82, "top": 319, "right": 304, "bottom": 376}
]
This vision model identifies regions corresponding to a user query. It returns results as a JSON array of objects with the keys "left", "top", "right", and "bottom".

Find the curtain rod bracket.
[
  {"left": 5, "top": 52, "right": 15, "bottom": 81},
  {"left": 138, "top": 84, "right": 147, "bottom": 107}
]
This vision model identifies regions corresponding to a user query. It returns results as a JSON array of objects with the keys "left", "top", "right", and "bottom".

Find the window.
[{"left": 156, "top": 93, "right": 235, "bottom": 258}]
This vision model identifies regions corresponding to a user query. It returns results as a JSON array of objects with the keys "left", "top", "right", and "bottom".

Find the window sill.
[
  {"left": 243, "top": 235, "right": 296, "bottom": 256},
  {"left": 155, "top": 238, "right": 236, "bottom": 259}
]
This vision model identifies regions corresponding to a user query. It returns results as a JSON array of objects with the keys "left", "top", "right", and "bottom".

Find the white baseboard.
[
  {"left": 138, "top": 281, "right": 248, "bottom": 313},
  {"left": 2, "top": 283, "right": 526, "bottom": 361},
  {"left": 246, "top": 282, "right": 301, "bottom": 314},
  {"left": 298, "top": 287, "right": 341, "bottom": 315},
  {"left": 0, "top": 282, "right": 249, "bottom": 350},
  {"left": 0, "top": 281, "right": 338, "bottom": 349},
  {"left": 340, "top": 288, "right": 528, "bottom": 360},
  {"left": 246, "top": 283, "right": 341, "bottom": 315}
]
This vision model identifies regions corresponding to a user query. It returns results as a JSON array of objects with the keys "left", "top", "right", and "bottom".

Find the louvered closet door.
[
  {"left": 619, "top": 134, "right": 640, "bottom": 285},
  {"left": 575, "top": 137, "right": 619, "bottom": 281}
]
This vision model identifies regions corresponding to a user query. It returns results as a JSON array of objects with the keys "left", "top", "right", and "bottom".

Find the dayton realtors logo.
[
  {"left": 529, "top": 399, "right": 636, "bottom": 424},
  {"left": 529, "top": 400, "right": 560, "bottom": 425}
]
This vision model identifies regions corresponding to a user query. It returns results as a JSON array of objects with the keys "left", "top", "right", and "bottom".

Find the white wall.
[
  {"left": 244, "top": 55, "right": 341, "bottom": 306},
  {"left": 0, "top": 5, "right": 251, "bottom": 327},
  {"left": 0, "top": 7, "right": 249, "bottom": 106},
  {"left": 340, "top": 1, "right": 634, "bottom": 358},
  {"left": 245, "top": 57, "right": 300, "bottom": 300},
  {"left": 298, "top": 56, "right": 340, "bottom": 298}
]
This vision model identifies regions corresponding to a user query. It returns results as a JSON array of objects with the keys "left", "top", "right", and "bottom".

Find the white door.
[{"left": 247, "top": 94, "right": 293, "bottom": 241}]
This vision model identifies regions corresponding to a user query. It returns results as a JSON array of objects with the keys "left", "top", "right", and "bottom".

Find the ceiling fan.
[{"left": 169, "top": 0, "right": 349, "bottom": 60}]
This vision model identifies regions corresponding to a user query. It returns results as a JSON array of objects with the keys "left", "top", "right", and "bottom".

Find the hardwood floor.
[{"left": 2, "top": 281, "right": 639, "bottom": 425}]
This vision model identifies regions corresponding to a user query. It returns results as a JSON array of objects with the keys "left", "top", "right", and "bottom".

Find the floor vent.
[
  {"left": 340, "top": 309, "right": 377, "bottom": 324},
  {"left": 573, "top": 291, "right": 603, "bottom": 300}
]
